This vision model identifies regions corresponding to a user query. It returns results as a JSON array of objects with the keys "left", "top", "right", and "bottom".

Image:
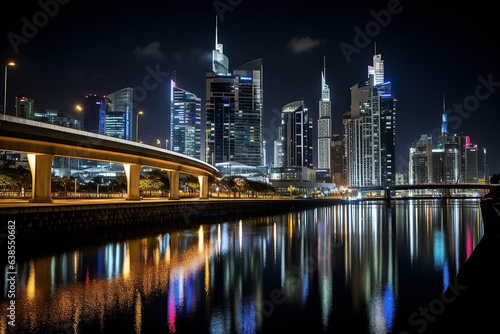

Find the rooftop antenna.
[
  {"left": 323, "top": 55, "right": 326, "bottom": 78},
  {"left": 215, "top": 15, "right": 218, "bottom": 50},
  {"left": 441, "top": 93, "right": 448, "bottom": 136},
  {"left": 374, "top": 41, "right": 377, "bottom": 55},
  {"left": 443, "top": 93, "right": 446, "bottom": 114}
]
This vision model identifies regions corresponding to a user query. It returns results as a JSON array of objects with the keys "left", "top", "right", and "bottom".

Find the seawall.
[{"left": 1, "top": 198, "right": 344, "bottom": 259}]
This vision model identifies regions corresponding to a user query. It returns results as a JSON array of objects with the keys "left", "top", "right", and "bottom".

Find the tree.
[
  {"left": 139, "top": 178, "right": 164, "bottom": 196},
  {"left": 109, "top": 176, "right": 127, "bottom": 192},
  {"left": 0, "top": 174, "right": 16, "bottom": 190},
  {"left": 142, "top": 169, "right": 170, "bottom": 195}
]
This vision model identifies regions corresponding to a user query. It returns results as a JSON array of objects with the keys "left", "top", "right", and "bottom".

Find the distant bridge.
[
  {"left": 350, "top": 183, "right": 499, "bottom": 200},
  {"left": 0, "top": 115, "right": 220, "bottom": 203}
]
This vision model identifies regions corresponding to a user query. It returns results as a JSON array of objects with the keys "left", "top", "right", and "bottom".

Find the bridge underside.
[
  {"left": 25, "top": 154, "right": 210, "bottom": 203},
  {"left": 1, "top": 125, "right": 217, "bottom": 203}
]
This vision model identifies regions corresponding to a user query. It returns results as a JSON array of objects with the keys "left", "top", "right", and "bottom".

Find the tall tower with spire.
[
  {"left": 205, "top": 16, "right": 263, "bottom": 167},
  {"left": 441, "top": 94, "right": 448, "bottom": 138},
  {"left": 212, "top": 16, "right": 229, "bottom": 76},
  {"left": 317, "top": 56, "right": 333, "bottom": 183},
  {"left": 346, "top": 51, "right": 396, "bottom": 186}
]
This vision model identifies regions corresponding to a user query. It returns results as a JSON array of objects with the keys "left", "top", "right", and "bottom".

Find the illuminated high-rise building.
[
  {"left": 205, "top": 16, "right": 263, "bottom": 167},
  {"left": 345, "top": 53, "right": 396, "bottom": 187},
  {"left": 409, "top": 134, "right": 433, "bottom": 184},
  {"left": 84, "top": 93, "right": 109, "bottom": 135},
  {"left": 15, "top": 94, "right": 34, "bottom": 119},
  {"left": 105, "top": 87, "right": 133, "bottom": 140},
  {"left": 232, "top": 59, "right": 264, "bottom": 167},
  {"left": 170, "top": 79, "right": 202, "bottom": 159},
  {"left": 463, "top": 136, "right": 479, "bottom": 183},
  {"left": 317, "top": 56, "right": 333, "bottom": 183},
  {"left": 279, "top": 100, "right": 313, "bottom": 168}
]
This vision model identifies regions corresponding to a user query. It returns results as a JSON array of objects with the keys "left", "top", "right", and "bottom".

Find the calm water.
[{"left": 1, "top": 199, "right": 483, "bottom": 334}]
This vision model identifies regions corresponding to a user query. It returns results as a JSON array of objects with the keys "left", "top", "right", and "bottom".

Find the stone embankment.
[{"left": 1, "top": 198, "right": 344, "bottom": 258}]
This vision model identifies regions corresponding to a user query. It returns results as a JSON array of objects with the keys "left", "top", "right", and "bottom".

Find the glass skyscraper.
[
  {"left": 170, "top": 80, "right": 202, "bottom": 159},
  {"left": 317, "top": 57, "right": 333, "bottom": 182},
  {"left": 346, "top": 53, "right": 397, "bottom": 187},
  {"left": 205, "top": 17, "right": 263, "bottom": 167},
  {"left": 279, "top": 100, "right": 313, "bottom": 168},
  {"left": 83, "top": 93, "right": 109, "bottom": 135},
  {"left": 105, "top": 87, "right": 133, "bottom": 140}
]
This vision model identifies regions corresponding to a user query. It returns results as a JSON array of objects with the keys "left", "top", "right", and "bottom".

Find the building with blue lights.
[
  {"left": 170, "top": 80, "right": 202, "bottom": 159},
  {"left": 205, "top": 17, "right": 263, "bottom": 167},
  {"left": 84, "top": 93, "right": 109, "bottom": 135},
  {"left": 105, "top": 87, "right": 133, "bottom": 140},
  {"left": 346, "top": 53, "right": 397, "bottom": 187}
]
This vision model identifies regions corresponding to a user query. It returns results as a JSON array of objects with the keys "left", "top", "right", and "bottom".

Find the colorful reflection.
[{"left": 0, "top": 199, "right": 483, "bottom": 333}]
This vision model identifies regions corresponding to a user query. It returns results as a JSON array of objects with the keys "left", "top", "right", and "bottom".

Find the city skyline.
[{"left": 1, "top": 0, "right": 499, "bottom": 175}]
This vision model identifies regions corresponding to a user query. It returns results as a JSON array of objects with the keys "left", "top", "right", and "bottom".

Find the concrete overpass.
[{"left": 0, "top": 115, "right": 220, "bottom": 203}]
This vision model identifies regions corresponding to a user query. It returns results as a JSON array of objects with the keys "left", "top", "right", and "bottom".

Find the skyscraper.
[
  {"left": 435, "top": 98, "right": 460, "bottom": 184},
  {"left": 233, "top": 59, "right": 264, "bottom": 167},
  {"left": 170, "top": 79, "right": 202, "bottom": 159},
  {"left": 345, "top": 53, "right": 396, "bottom": 187},
  {"left": 105, "top": 87, "right": 133, "bottom": 140},
  {"left": 279, "top": 100, "right": 313, "bottom": 168},
  {"left": 205, "top": 16, "right": 263, "bottom": 167},
  {"left": 378, "top": 82, "right": 397, "bottom": 185},
  {"left": 409, "top": 134, "right": 433, "bottom": 184},
  {"left": 317, "top": 56, "right": 333, "bottom": 183},
  {"left": 83, "top": 93, "right": 109, "bottom": 135},
  {"left": 464, "top": 136, "right": 479, "bottom": 183}
]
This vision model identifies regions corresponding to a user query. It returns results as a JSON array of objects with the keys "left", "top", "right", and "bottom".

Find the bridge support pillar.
[
  {"left": 198, "top": 175, "right": 209, "bottom": 199},
  {"left": 445, "top": 188, "right": 451, "bottom": 198},
  {"left": 168, "top": 170, "right": 180, "bottom": 200},
  {"left": 124, "top": 163, "right": 141, "bottom": 200},
  {"left": 28, "top": 153, "right": 54, "bottom": 203},
  {"left": 385, "top": 188, "right": 391, "bottom": 200}
]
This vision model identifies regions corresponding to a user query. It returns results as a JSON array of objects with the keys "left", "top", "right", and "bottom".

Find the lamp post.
[
  {"left": 136, "top": 110, "right": 143, "bottom": 142},
  {"left": 75, "top": 104, "right": 83, "bottom": 129},
  {"left": 484, "top": 147, "right": 488, "bottom": 184},
  {"left": 3, "top": 62, "right": 15, "bottom": 116}
]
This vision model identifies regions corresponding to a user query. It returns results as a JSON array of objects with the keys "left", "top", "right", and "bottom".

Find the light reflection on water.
[{"left": 1, "top": 199, "right": 483, "bottom": 333}]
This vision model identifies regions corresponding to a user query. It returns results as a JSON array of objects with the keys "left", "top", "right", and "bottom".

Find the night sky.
[{"left": 1, "top": 0, "right": 499, "bottom": 176}]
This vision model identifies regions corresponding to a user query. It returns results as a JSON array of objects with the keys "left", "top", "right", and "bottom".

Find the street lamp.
[
  {"left": 75, "top": 104, "right": 83, "bottom": 129},
  {"left": 136, "top": 110, "right": 144, "bottom": 142},
  {"left": 484, "top": 147, "right": 488, "bottom": 184},
  {"left": 3, "top": 62, "right": 15, "bottom": 116}
]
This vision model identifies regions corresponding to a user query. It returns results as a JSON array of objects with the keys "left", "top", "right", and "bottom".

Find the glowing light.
[{"left": 26, "top": 260, "right": 36, "bottom": 300}]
